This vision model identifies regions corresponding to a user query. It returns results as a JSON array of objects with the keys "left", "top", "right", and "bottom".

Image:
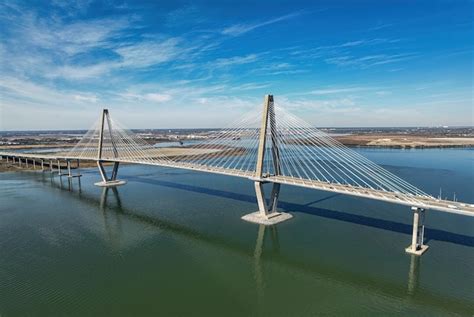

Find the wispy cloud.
[
  {"left": 115, "top": 38, "right": 182, "bottom": 68},
  {"left": 325, "top": 53, "right": 417, "bottom": 68},
  {"left": 213, "top": 54, "right": 258, "bottom": 67},
  {"left": 18, "top": 14, "right": 132, "bottom": 56},
  {"left": 310, "top": 87, "right": 375, "bottom": 95},
  {"left": 221, "top": 12, "right": 301, "bottom": 36},
  {"left": 229, "top": 82, "right": 270, "bottom": 91},
  {"left": 165, "top": 5, "right": 206, "bottom": 27},
  {"left": 368, "top": 23, "right": 394, "bottom": 31},
  {"left": 145, "top": 93, "right": 172, "bottom": 102},
  {"left": 74, "top": 94, "right": 98, "bottom": 103}
]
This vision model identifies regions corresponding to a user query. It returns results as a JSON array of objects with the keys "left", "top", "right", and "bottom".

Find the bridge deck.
[{"left": 1, "top": 151, "right": 473, "bottom": 216}]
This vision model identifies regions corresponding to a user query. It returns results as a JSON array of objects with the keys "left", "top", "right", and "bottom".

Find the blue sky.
[{"left": 0, "top": 0, "right": 472, "bottom": 130}]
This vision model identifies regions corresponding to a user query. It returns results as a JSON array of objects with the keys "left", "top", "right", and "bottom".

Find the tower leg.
[
  {"left": 94, "top": 161, "right": 126, "bottom": 187},
  {"left": 241, "top": 181, "right": 292, "bottom": 225},
  {"left": 255, "top": 181, "right": 268, "bottom": 216},
  {"left": 405, "top": 207, "right": 429, "bottom": 255},
  {"left": 268, "top": 183, "right": 281, "bottom": 213}
]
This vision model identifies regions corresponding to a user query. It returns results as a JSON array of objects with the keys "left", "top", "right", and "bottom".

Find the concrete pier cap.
[
  {"left": 242, "top": 211, "right": 293, "bottom": 225},
  {"left": 94, "top": 180, "right": 127, "bottom": 187}
]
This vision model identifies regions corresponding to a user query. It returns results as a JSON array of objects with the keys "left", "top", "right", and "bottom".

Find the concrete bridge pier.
[
  {"left": 67, "top": 159, "right": 82, "bottom": 178},
  {"left": 57, "top": 160, "right": 63, "bottom": 176},
  {"left": 243, "top": 180, "right": 292, "bottom": 225},
  {"left": 41, "top": 159, "right": 44, "bottom": 171},
  {"left": 406, "top": 207, "right": 429, "bottom": 255},
  {"left": 94, "top": 161, "right": 126, "bottom": 187}
]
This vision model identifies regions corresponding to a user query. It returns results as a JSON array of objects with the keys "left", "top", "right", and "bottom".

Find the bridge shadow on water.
[
  {"left": 39, "top": 174, "right": 474, "bottom": 314},
  {"left": 126, "top": 176, "right": 474, "bottom": 248}
]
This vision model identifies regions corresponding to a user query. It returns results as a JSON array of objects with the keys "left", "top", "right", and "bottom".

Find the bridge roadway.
[{"left": 1, "top": 151, "right": 473, "bottom": 217}]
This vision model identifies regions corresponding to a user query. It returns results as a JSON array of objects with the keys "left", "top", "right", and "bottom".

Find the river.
[{"left": 0, "top": 148, "right": 473, "bottom": 316}]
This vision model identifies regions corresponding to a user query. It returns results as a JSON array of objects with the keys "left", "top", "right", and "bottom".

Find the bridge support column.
[
  {"left": 33, "top": 159, "right": 36, "bottom": 169},
  {"left": 67, "top": 160, "right": 72, "bottom": 177},
  {"left": 67, "top": 159, "right": 82, "bottom": 178},
  {"left": 57, "top": 160, "right": 62, "bottom": 176},
  {"left": 26, "top": 158, "right": 29, "bottom": 168},
  {"left": 242, "top": 95, "right": 292, "bottom": 225},
  {"left": 405, "top": 207, "right": 429, "bottom": 255},
  {"left": 41, "top": 159, "right": 44, "bottom": 171},
  {"left": 243, "top": 181, "right": 292, "bottom": 225},
  {"left": 94, "top": 161, "right": 126, "bottom": 187}
]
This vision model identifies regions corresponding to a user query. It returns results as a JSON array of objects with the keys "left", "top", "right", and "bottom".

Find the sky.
[{"left": 0, "top": 0, "right": 472, "bottom": 130}]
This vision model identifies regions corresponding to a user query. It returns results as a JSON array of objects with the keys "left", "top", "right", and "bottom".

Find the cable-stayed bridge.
[{"left": 1, "top": 95, "right": 472, "bottom": 255}]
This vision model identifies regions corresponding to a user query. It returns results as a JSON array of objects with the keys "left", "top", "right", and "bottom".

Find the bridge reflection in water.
[{"left": 31, "top": 172, "right": 471, "bottom": 315}]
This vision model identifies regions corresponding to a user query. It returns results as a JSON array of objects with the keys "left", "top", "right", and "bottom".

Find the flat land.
[
  {"left": 333, "top": 135, "right": 474, "bottom": 148},
  {"left": 1, "top": 127, "right": 472, "bottom": 154}
]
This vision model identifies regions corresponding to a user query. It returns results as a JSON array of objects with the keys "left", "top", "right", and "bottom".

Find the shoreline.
[
  {"left": 2, "top": 141, "right": 474, "bottom": 151},
  {"left": 1, "top": 145, "right": 472, "bottom": 174}
]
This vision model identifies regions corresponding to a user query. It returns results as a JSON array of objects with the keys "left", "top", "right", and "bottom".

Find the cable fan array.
[
  {"left": 66, "top": 114, "right": 176, "bottom": 164},
  {"left": 268, "top": 105, "right": 432, "bottom": 200},
  {"left": 64, "top": 105, "right": 432, "bottom": 204}
]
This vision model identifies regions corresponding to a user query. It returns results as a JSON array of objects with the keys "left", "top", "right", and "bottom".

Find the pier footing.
[
  {"left": 242, "top": 211, "right": 292, "bottom": 225},
  {"left": 405, "top": 245, "right": 429, "bottom": 256},
  {"left": 94, "top": 180, "right": 127, "bottom": 187}
]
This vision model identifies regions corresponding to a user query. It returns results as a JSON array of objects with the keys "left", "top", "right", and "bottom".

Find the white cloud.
[
  {"left": 115, "top": 38, "right": 182, "bottom": 68},
  {"left": 19, "top": 15, "right": 132, "bottom": 56},
  {"left": 213, "top": 54, "right": 258, "bottom": 67},
  {"left": 325, "top": 53, "right": 417, "bottom": 68},
  {"left": 0, "top": 77, "right": 99, "bottom": 109},
  {"left": 49, "top": 63, "right": 116, "bottom": 79},
  {"left": 221, "top": 12, "right": 300, "bottom": 36},
  {"left": 229, "top": 82, "right": 270, "bottom": 91},
  {"left": 74, "top": 94, "right": 98, "bottom": 103},
  {"left": 145, "top": 93, "right": 172, "bottom": 102},
  {"left": 310, "top": 87, "right": 374, "bottom": 95}
]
